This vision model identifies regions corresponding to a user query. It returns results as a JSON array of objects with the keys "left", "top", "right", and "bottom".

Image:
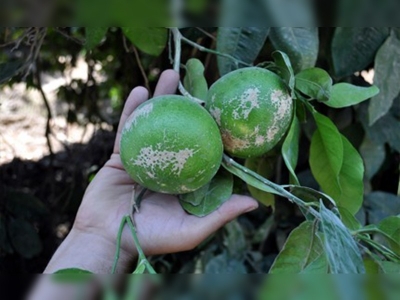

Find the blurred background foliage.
[{"left": 0, "top": 3, "right": 399, "bottom": 286}]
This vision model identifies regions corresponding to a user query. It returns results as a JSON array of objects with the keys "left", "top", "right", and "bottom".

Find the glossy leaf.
[
  {"left": 272, "top": 50, "right": 295, "bottom": 93},
  {"left": 282, "top": 115, "right": 301, "bottom": 185},
  {"left": 295, "top": 68, "right": 332, "bottom": 102},
  {"left": 269, "top": 27, "right": 319, "bottom": 73},
  {"left": 8, "top": 218, "right": 42, "bottom": 259},
  {"left": 122, "top": 27, "right": 167, "bottom": 56},
  {"left": 310, "top": 112, "right": 343, "bottom": 194},
  {"left": 369, "top": 32, "right": 400, "bottom": 125},
  {"left": 270, "top": 221, "right": 328, "bottom": 273},
  {"left": 216, "top": 27, "right": 269, "bottom": 76},
  {"left": 179, "top": 169, "right": 233, "bottom": 217},
  {"left": 183, "top": 58, "right": 208, "bottom": 101},
  {"left": 0, "top": 60, "right": 24, "bottom": 84},
  {"left": 326, "top": 83, "right": 379, "bottom": 108},
  {"left": 85, "top": 27, "right": 108, "bottom": 50},
  {"left": 319, "top": 202, "right": 365, "bottom": 273},
  {"left": 331, "top": 27, "right": 389, "bottom": 77},
  {"left": 332, "top": 136, "right": 364, "bottom": 215}
]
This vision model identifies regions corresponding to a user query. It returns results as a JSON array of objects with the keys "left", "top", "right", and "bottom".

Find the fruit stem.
[
  {"left": 179, "top": 32, "right": 251, "bottom": 68},
  {"left": 222, "top": 154, "right": 320, "bottom": 219},
  {"left": 170, "top": 28, "right": 205, "bottom": 106},
  {"left": 111, "top": 215, "right": 156, "bottom": 274}
]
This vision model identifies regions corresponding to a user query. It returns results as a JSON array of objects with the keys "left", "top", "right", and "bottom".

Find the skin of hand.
[{"left": 44, "top": 70, "right": 258, "bottom": 274}]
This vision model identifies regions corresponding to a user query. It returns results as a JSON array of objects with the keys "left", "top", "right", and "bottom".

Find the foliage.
[{"left": 0, "top": 21, "right": 399, "bottom": 290}]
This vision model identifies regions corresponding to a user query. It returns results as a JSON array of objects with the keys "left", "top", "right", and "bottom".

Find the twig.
[
  {"left": 180, "top": 34, "right": 251, "bottom": 67},
  {"left": 132, "top": 46, "right": 151, "bottom": 92},
  {"left": 55, "top": 27, "right": 84, "bottom": 45},
  {"left": 196, "top": 27, "right": 216, "bottom": 40},
  {"left": 170, "top": 28, "right": 205, "bottom": 105},
  {"left": 34, "top": 65, "right": 54, "bottom": 156},
  {"left": 112, "top": 217, "right": 127, "bottom": 274}
]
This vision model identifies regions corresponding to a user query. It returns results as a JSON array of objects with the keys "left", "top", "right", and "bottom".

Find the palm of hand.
[{"left": 73, "top": 70, "right": 257, "bottom": 259}]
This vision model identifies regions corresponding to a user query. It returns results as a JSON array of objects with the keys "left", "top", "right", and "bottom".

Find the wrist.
[{"left": 44, "top": 227, "right": 136, "bottom": 274}]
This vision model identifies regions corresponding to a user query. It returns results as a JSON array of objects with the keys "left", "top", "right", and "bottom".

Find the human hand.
[{"left": 44, "top": 70, "right": 258, "bottom": 273}]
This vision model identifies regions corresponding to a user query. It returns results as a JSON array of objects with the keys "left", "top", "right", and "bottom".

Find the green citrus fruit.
[
  {"left": 206, "top": 67, "right": 293, "bottom": 158},
  {"left": 120, "top": 95, "right": 223, "bottom": 194}
]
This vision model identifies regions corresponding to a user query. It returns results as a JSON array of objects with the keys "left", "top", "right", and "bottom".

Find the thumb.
[{"left": 209, "top": 194, "right": 259, "bottom": 225}]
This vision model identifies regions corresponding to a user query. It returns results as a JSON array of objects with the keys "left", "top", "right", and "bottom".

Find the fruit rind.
[
  {"left": 206, "top": 67, "right": 293, "bottom": 158},
  {"left": 120, "top": 95, "right": 223, "bottom": 194}
]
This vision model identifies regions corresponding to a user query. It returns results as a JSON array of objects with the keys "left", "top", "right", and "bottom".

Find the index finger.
[{"left": 113, "top": 87, "right": 149, "bottom": 154}]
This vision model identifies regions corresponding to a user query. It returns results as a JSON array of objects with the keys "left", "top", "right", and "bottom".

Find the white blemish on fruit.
[
  {"left": 231, "top": 87, "right": 260, "bottom": 120},
  {"left": 209, "top": 107, "right": 222, "bottom": 125},
  {"left": 266, "top": 89, "right": 292, "bottom": 142},
  {"left": 133, "top": 146, "right": 197, "bottom": 177},
  {"left": 124, "top": 103, "right": 154, "bottom": 130}
]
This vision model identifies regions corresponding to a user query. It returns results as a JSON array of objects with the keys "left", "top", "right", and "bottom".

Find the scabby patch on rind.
[{"left": 123, "top": 102, "right": 154, "bottom": 132}]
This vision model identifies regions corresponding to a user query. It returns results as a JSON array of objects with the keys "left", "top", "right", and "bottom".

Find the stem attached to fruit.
[
  {"left": 170, "top": 28, "right": 205, "bottom": 105},
  {"left": 221, "top": 154, "right": 320, "bottom": 218}
]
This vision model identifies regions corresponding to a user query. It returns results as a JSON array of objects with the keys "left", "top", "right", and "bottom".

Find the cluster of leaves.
[{"left": 1, "top": 25, "right": 399, "bottom": 280}]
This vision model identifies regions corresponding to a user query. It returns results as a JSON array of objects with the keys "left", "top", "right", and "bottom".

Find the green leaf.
[
  {"left": 85, "top": 27, "right": 108, "bottom": 50},
  {"left": 295, "top": 68, "right": 332, "bottom": 102},
  {"left": 369, "top": 32, "right": 400, "bottom": 125},
  {"left": 282, "top": 115, "right": 301, "bottom": 185},
  {"left": 222, "top": 157, "right": 281, "bottom": 196},
  {"left": 225, "top": 220, "right": 247, "bottom": 258},
  {"left": 205, "top": 251, "right": 247, "bottom": 273},
  {"left": 8, "top": 218, "right": 42, "bottom": 259},
  {"left": 378, "top": 216, "right": 400, "bottom": 255},
  {"left": 179, "top": 169, "right": 233, "bottom": 217},
  {"left": 270, "top": 221, "right": 328, "bottom": 274},
  {"left": 331, "top": 27, "right": 389, "bottom": 77},
  {"left": 52, "top": 268, "right": 92, "bottom": 283},
  {"left": 244, "top": 156, "right": 276, "bottom": 207},
  {"left": 326, "top": 83, "right": 379, "bottom": 108},
  {"left": 272, "top": 50, "right": 295, "bottom": 94},
  {"left": 365, "top": 192, "right": 400, "bottom": 225},
  {"left": 122, "top": 27, "right": 167, "bottom": 56},
  {"left": 269, "top": 27, "right": 319, "bottom": 73},
  {"left": 332, "top": 136, "right": 364, "bottom": 215},
  {"left": 379, "top": 261, "right": 400, "bottom": 273},
  {"left": 0, "top": 60, "right": 24, "bottom": 84},
  {"left": 216, "top": 27, "right": 269, "bottom": 76},
  {"left": 183, "top": 58, "right": 208, "bottom": 101},
  {"left": 310, "top": 112, "right": 343, "bottom": 192},
  {"left": 288, "top": 186, "right": 336, "bottom": 208},
  {"left": 338, "top": 207, "right": 362, "bottom": 231},
  {"left": 319, "top": 202, "right": 365, "bottom": 273},
  {"left": 360, "top": 136, "right": 386, "bottom": 180},
  {"left": 359, "top": 103, "right": 400, "bottom": 153}
]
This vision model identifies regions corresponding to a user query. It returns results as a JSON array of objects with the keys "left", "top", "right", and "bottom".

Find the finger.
[
  {"left": 153, "top": 69, "right": 180, "bottom": 97},
  {"left": 113, "top": 87, "right": 149, "bottom": 153},
  {"left": 184, "top": 195, "right": 258, "bottom": 247}
]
